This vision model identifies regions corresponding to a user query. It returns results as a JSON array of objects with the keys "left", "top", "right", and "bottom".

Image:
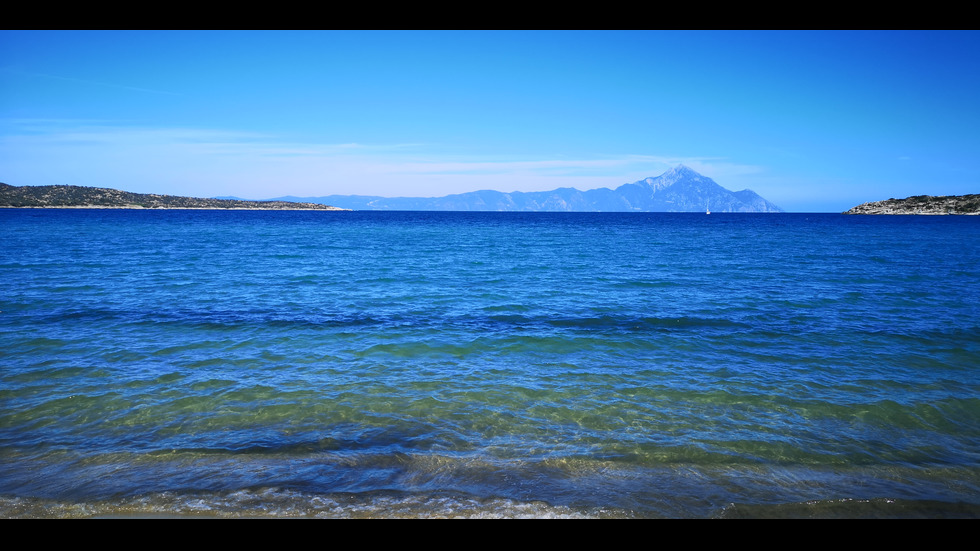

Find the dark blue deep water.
[{"left": 1, "top": 209, "right": 978, "bottom": 518}]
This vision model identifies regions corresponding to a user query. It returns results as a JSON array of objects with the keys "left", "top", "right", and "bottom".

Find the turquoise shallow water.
[{"left": 1, "top": 209, "right": 979, "bottom": 518}]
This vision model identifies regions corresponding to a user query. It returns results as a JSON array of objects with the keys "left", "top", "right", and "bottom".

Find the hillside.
[
  {"left": 0, "top": 183, "right": 346, "bottom": 210},
  {"left": 844, "top": 194, "right": 980, "bottom": 215}
]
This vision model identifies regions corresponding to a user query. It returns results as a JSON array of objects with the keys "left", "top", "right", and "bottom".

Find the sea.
[{"left": 1, "top": 209, "right": 978, "bottom": 519}]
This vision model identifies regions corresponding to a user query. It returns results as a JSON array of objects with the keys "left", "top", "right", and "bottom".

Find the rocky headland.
[
  {"left": 844, "top": 194, "right": 980, "bottom": 215},
  {"left": 0, "top": 182, "right": 347, "bottom": 210}
]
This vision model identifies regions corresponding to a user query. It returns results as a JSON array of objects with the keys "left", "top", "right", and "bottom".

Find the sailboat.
[{"left": 706, "top": 201, "right": 710, "bottom": 215}]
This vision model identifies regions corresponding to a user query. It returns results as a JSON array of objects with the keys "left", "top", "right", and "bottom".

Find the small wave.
[
  {"left": 0, "top": 488, "right": 626, "bottom": 519},
  {"left": 546, "top": 314, "right": 750, "bottom": 332}
]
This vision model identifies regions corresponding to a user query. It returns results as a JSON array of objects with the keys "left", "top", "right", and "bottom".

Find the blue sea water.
[{"left": 1, "top": 209, "right": 978, "bottom": 518}]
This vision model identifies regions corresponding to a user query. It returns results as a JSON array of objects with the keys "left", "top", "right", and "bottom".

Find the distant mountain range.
[
  {"left": 844, "top": 194, "right": 980, "bottom": 215},
  {"left": 1, "top": 165, "right": 784, "bottom": 213},
  {"left": 269, "top": 165, "right": 784, "bottom": 212}
]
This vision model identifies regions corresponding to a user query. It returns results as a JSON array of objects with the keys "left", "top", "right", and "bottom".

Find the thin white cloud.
[{"left": 0, "top": 121, "right": 767, "bottom": 199}]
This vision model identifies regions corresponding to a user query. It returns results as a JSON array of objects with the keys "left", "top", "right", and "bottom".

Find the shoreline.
[
  {"left": 845, "top": 211, "right": 980, "bottom": 215},
  {"left": 843, "top": 193, "right": 980, "bottom": 215},
  {"left": 0, "top": 205, "right": 350, "bottom": 211}
]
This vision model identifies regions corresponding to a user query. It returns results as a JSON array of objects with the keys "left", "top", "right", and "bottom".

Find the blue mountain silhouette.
[{"left": 271, "top": 165, "right": 783, "bottom": 212}]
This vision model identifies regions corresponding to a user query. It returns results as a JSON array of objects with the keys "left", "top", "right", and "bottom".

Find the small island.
[
  {"left": 844, "top": 193, "right": 980, "bottom": 215},
  {"left": 0, "top": 182, "right": 347, "bottom": 210}
]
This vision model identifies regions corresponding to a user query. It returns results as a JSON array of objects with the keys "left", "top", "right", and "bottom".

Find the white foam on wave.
[{"left": 0, "top": 488, "right": 631, "bottom": 519}]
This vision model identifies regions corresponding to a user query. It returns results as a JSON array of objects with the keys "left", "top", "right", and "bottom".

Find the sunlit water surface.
[{"left": 1, "top": 210, "right": 978, "bottom": 518}]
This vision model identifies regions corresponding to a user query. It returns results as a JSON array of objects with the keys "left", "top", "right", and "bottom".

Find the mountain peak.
[
  {"left": 662, "top": 164, "right": 704, "bottom": 181},
  {"left": 667, "top": 163, "right": 696, "bottom": 174},
  {"left": 638, "top": 164, "right": 705, "bottom": 192}
]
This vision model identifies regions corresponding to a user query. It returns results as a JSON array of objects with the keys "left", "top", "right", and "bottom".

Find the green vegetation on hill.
[
  {"left": 844, "top": 193, "right": 980, "bottom": 215},
  {"left": 0, "top": 182, "right": 345, "bottom": 210}
]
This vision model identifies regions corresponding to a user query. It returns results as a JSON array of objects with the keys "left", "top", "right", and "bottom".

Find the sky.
[{"left": 2, "top": 30, "right": 979, "bottom": 212}]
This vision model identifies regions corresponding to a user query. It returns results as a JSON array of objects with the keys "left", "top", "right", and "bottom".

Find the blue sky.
[{"left": 2, "top": 30, "right": 978, "bottom": 212}]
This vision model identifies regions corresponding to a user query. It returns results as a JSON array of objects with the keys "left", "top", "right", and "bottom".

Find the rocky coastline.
[
  {"left": 0, "top": 182, "right": 347, "bottom": 210},
  {"left": 844, "top": 193, "right": 980, "bottom": 215}
]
